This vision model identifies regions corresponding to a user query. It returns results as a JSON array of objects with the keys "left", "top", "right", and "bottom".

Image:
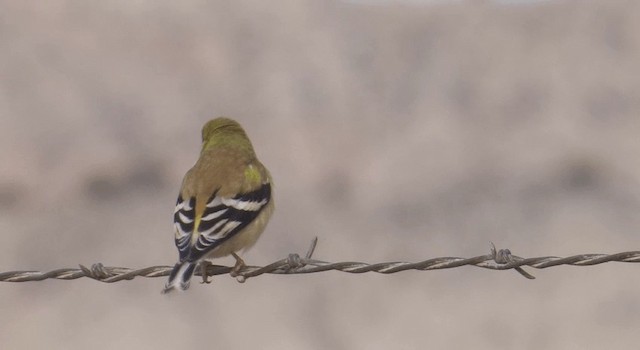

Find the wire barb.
[
  {"left": 490, "top": 242, "right": 536, "bottom": 279},
  {"left": 1, "top": 239, "right": 639, "bottom": 283}
]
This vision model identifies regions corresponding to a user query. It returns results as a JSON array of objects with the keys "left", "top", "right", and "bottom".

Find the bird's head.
[{"left": 200, "top": 117, "right": 254, "bottom": 154}]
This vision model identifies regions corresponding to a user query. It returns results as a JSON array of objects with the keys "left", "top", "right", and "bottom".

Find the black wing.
[
  {"left": 173, "top": 195, "right": 196, "bottom": 261},
  {"left": 174, "top": 183, "right": 271, "bottom": 262}
]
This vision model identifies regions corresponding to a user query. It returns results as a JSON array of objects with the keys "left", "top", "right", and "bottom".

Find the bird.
[{"left": 162, "top": 117, "right": 274, "bottom": 293}]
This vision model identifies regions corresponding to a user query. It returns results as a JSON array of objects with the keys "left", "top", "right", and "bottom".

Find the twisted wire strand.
[{"left": 1, "top": 238, "right": 639, "bottom": 283}]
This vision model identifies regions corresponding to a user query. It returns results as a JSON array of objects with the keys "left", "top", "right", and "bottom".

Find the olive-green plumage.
[
  {"left": 163, "top": 117, "right": 274, "bottom": 293},
  {"left": 182, "top": 118, "right": 272, "bottom": 235}
]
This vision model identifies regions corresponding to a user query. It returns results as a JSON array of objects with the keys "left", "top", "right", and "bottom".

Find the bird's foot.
[
  {"left": 200, "top": 261, "right": 213, "bottom": 284},
  {"left": 230, "top": 252, "right": 246, "bottom": 278}
]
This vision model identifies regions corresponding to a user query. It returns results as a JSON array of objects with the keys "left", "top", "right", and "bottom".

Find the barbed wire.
[{"left": 1, "top": 238, "right": 639, "bottom": 283}]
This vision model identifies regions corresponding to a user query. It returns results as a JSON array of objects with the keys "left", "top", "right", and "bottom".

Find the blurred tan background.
[{"left": 2, "top": 0, "right": 640, "bottom": 348}]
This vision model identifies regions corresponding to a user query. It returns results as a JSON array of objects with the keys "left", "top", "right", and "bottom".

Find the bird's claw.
[
  {"left": 200, "top": 261, "right": 213, "bottom": 284},
  {"left": 230, "top": 252, "right": 246, "bottom": 278}
]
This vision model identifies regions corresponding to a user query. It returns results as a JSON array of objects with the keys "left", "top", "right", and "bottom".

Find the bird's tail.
[{"left": 162, "top": 261, "right": 196, "bottom": 294}]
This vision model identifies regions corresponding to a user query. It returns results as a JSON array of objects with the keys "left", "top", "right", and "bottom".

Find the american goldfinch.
[{"left": 162, "top": 117, "right": 274, "bottom": 293}]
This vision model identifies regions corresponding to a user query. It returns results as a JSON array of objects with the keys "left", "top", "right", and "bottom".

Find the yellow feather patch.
[
  {"left": 244, "top": 165, "right": 263, "bottom": 186},
  {"left": 190, "top": 213, "right": 202, "bottom": 246},
  {"left": 192, "top": 198, "right": 205, "bottom": 243},
  {"left": 194, "top": 215, "right": 202, "bottom": 234}
]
